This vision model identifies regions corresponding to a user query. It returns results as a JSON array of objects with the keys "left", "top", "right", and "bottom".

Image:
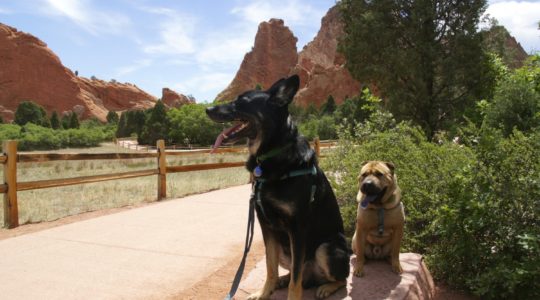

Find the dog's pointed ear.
[
  {"left": 267, "top": 75, "right": 300, "bottom": 107},
  {"left": 385, "top": 162, "right": 395, "bottom": 174}
]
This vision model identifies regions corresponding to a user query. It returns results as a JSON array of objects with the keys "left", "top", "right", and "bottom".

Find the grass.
[{"left": 0, "top": 143, "right": 250, "bottom": 225}]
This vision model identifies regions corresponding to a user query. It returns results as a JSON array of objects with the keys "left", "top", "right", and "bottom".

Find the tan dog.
[{"left": 352, "top": 161, "right": 404, "bottom": 277}]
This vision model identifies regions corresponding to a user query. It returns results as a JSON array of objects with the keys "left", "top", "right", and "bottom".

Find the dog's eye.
[{"left": 374, "top": 172, "right": 383, "bottom": 177}]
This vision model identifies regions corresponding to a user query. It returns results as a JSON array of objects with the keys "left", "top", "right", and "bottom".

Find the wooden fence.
[{"left": 1, "top": 138, "right": 335, "bottom": 229}]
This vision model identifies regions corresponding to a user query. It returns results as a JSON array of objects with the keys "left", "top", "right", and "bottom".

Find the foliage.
[
  {"left": 483, "top": 55, "right": 540, "bottom": 136},
  {"left": 320, "top": 95, "right": 336, "bottom": 115},
  {"left": 116, "top": 110, "right": 146, "bottom": 138},
  {"left": 339, "top": 0, "right": 495, "bottom": 138},
  {"left": 14, "top": 101, "right": 51, "bottom": 127},
  {"left": 106, "top": 111, "right": 119, "bottom": 124},
  {"left": 335, "top": 88, "right": 380, "bottom": 133},
  {"left": 298, "top": 115, "right": 337, "bottom": 140},
  {"left": 69, "top": 112, "right": 80, "bottom": 129},
  {"left": 138, "top": 100, "right": 169, "bottom": 145},
  {"left": 324, "top": 106, "right": 540, "bottom": 298},
  {"left": 0, "top": 122, "right": 113, "bottom": 151},
  {"left": 50, "top": 111, "right": 61, "bottom": 130},
  {"left": 430, "top": 127, "right": 540, "bottom": 299},
  {"left": 168, "top": 103, "right": 224, "bottom": 146}
]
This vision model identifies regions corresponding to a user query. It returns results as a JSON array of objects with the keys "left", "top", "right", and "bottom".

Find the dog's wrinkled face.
[
  {"left": 357, "top": 161, "right": 395, "bottom": 206},
  {"left": 206, "top": 75, "right": 299, "bottom": 152}
]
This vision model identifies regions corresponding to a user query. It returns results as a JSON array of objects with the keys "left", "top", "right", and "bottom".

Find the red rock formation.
[
  {"left": 215, "top": 19, "right": 298, "bottom": 102},
  {"left": 214, "top": 7, "right": 360, "bottom": 107},
  {"left": 161, "top": 88, "right": 195, "bottom": 108},
  {"left": 291, "top": 5, "right": 361, "bottom": 107},
  {"left": 0, "top": 23, "right": 156, "bottom": 122}
]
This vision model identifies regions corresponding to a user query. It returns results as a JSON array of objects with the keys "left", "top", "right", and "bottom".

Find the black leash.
[{"left": 224, "top": 192, "right": 256, "bottom": 300}]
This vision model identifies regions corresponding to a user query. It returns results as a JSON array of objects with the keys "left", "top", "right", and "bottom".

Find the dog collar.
[{"left": 256, "top": 143, "right": 294, "bottom": 163}]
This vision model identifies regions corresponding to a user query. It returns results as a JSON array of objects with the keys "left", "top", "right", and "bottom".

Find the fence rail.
[{"left": 1, "top": 138, "right": 334, "bottom": 229}]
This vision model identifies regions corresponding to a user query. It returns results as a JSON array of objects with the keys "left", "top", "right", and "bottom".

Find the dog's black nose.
[
  {"left": 205, "top": 107, "right": 214, "bottom": 116},
  {"left": 361, "top": 180, "right": 378, "bottom": 194}
]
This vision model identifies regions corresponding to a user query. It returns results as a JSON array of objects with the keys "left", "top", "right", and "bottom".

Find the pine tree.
[
  {"left": 320, "top": 95, "right": 336, "bottom": 115},
  {"left": 138, "top": 100, "right": 168, "bottom": 145},
  {"left": 106, "top": 111, "right": 119, "bottom": 124},
  {"left": 50, "top": 111, "right": 61, "bottom": 129},
  {"left": 340, "top": 0, "right": 495, "bottom": 137},
  {"left": 69, "top": 112, "right": 80, "bottom": 129}
]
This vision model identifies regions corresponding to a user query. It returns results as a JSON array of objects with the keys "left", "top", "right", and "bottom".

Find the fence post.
[
  {"left": 314, "top": 137, "right": 320, "bottom": 158},
  {"left": 3, "top": 140, "right": 18, "bottom": 228},
  {"left": 157, "top": 139, "right": 166, "bottom": 200}
]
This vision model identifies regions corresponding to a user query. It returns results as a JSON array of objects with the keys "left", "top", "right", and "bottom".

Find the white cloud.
[
  {"left": 140, "top": 8, "right": 196, "bottom": 55},
  {"left": 172, "top": 72, "right": 235, "bottom": 101},
  {"left": 486, "top": 1, "right": 540, "bottom": 53},
  {"left": 231, "top": 0, "right": 324, "bottom": 26},
  {"left": 0, "top": 7, "right": 12, "bottom": 14},
  {"left": 42, "top": 0, "right": 131, "bottom": 35},
  {"left": 115, "top": 59, "right": 153, "bottom": 77}
]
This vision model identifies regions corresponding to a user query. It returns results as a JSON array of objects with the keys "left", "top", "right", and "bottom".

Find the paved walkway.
[
  {"left": 0, "top": 184, "right": 261, "bottom": 300},
  {"left": 0, "top": 184, "right": 435, "bottom": 299}
]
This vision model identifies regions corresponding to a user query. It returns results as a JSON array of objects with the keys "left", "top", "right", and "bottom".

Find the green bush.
[
  {"left": 298, "top": 115, "right": 337, "bottom": 140},
  {"left": 323, "top": 110, "right": 539, "bottom": 299},
  {"left": 168, "top": 103, "right": 223, "bottom": 146},
  {"left": 430, "top": 128, "right": 540, "bottom": 299},
  {"left": 18, "top": 123, "right": 61, "bottom": 150},
  {"left": 0, "top": 122, "right": 111, "bottom": 151}
]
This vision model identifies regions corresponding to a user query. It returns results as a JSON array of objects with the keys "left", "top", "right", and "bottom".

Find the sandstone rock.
[
  {"left": 214, "top": 7, "right": 360, "bottom": 107},
  {"left": 291, "top": 5, "right": 361, "bottom": 107},
  {"left": 161, "top": 88, "right": 195, "bottom": 108},
  {"left": 215, "top": 19, "right": 298, "bottom": 102},
  {"left": 0, "top": 23, "right": 157, "bottom": 122}
]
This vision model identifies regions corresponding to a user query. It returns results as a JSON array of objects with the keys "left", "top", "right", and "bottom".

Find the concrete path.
[{"left": 0, "top": 184, "right": 261, "bottom": 300}]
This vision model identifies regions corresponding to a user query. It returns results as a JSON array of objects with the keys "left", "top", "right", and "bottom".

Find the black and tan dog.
[
  {"left": 206, "top": 75, "right": 350, "bottom": 299},
  {"left": 352, "top": 161, "right": 404, "bottom": 277}
]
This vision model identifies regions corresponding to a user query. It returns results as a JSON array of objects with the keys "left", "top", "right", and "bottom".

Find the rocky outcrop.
[
  {"left": 0, "top": 23, "right": 157, "bottom": 122},
  {"left": 291, "top": 5, "right": 361, "bottom": 107},
  {"left": 215, "top": 7, "right": 360, "bottom": 107},
  {"left": 482, "top": 25, "right": 529, "bottom": 69},
  {"left": 215, "top": 19, "right": 298, "bottom": 102},
  {"left": 161, "top": 88, "right": 195, "bottom": 108}
]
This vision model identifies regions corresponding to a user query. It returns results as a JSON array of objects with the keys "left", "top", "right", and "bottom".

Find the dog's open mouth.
[
  {"left": 360, "top": 187, "right": 387, "bottom": 209},
  {"left": 212, "top": 120, "right": 252, "bottom": 152}
]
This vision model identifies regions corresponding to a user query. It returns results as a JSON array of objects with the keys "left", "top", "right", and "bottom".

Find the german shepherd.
[{"left": 206, "top": 75, "right": 350, "bottom": 299}]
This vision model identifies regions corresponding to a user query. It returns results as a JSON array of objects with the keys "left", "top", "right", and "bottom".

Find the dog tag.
[{"left": 254, "top": 166, "right": 263, "bottom": 177}]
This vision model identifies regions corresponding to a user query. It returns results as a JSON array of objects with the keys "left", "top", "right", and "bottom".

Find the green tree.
[
  {"left": 14, "top": 101, "right": 50, "bottom": 127},
  {"left": 69, "top": 112, "right": 80, "bottom": 129},
  {"left": 116, "top": 112, "right": 128, "bottom": 137},
  {"left": 340, "top": 0, "right": 495, "bottom": 138},
  {"left": 484, "top": 55, "right": 540, "bottom": 136},
  {"left": 320, "top": 95, "right": 336, "bottom": 115},
  {"left": 106, "top": 111, "right": 119, "bottom": 124},
  {"left": 61, "top": 114, "right": 70, "bottom": 129},
  {"left": 168, "top": 103, "right": 223, "bottom": 146},
  {"left": 139, "top": 100, "right": 168, "bottom": 145},
  {"left": 50, "top": 111, "right": 61, "bottom": 129}
]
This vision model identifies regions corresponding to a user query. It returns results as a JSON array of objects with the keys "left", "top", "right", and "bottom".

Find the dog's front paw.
[
  {"left": 391, "top": 260, "right": 403, "bottom": 274},
  {"left": 353, "top": 264, "right": 364, "bottom": 277},
  {"left": 247, "top": 289, "right": 271, "bottom": 300}
]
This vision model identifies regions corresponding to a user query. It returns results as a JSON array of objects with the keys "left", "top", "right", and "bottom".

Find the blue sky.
[{"left": 1, "top": 0, "right": 539, "bottom": 103}]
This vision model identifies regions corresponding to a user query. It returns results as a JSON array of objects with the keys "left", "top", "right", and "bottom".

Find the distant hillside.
[{"left": 0, "top": 23, "right": 193, "bottom": 122}]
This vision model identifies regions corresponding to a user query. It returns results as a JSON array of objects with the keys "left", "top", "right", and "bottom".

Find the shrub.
[
  {"left": 168, "top": 103, "right": 223, "bottom": 146},
  {"left": 324, "top": 109, "right": 539, "bottom": 298},
  {"left": 298, "top": 115, "right": 337, "bottom": 140},
  {"left": 14, "top": 101, "right": 50, "bottom": 127}
]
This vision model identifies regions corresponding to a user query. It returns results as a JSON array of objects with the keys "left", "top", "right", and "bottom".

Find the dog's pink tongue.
[
  {"left": 211, "top": 133, "right": 226, "bottom": 153},
  {"left": 211, "top": 124, "right": 242, "bottom": 153},
  {"left": 361, "top": 194, "right": 378, "bottom": 209}
]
